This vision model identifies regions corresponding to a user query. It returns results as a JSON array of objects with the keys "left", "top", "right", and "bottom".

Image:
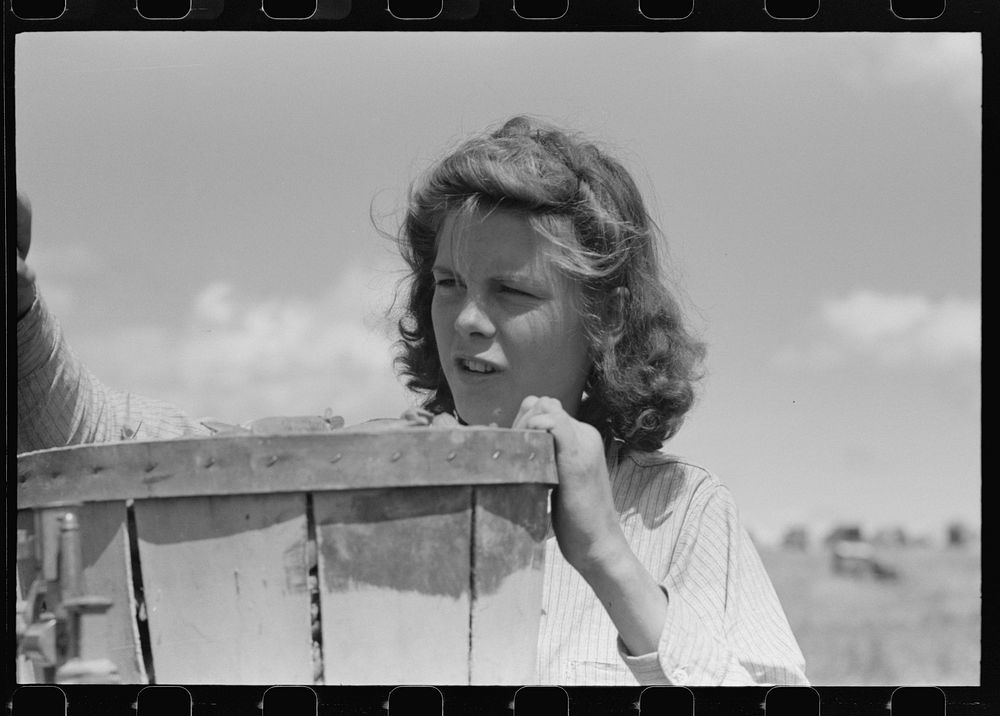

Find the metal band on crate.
[{"left": 16, "top": 428, "right": 557, "bottom": 509}]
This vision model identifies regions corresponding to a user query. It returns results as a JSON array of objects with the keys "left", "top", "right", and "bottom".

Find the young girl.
[{"left": 16, "top": 116, "right": 807, "bottom": 685}]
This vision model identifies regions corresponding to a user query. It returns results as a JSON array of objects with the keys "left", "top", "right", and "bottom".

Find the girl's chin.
[{"left": 454, "top": 406, "right": 514, "bottom": 429}]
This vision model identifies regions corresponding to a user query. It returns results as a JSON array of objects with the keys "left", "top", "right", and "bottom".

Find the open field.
[{"left": 759, "top": 545, "right": 980, "bottom": 685}]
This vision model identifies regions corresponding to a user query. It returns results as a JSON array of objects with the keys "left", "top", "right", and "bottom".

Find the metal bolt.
[
  {"left": 446, "top": 451, "right": 456, "bottom": 461},
  {"left": 266, "top": 455, "right": 279, "bottom": 467},
  {"left": 330, "top": 453, "right": 342, "bottom": 464},
  {"left": 492, "top": 450, "right": 501, "bottom": 460},
  {"left": 390, "top": 451, "right": 402, "bottom": 462},
  {"left": 528, "top": 452, "right": 536, "bottom": 461},
  {"left": 144, "top": 463, "right": 157, "bottom": 473}
]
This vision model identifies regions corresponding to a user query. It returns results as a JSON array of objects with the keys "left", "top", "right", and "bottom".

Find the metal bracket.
[{"left": 16, "top": 510, "right": 122, "bottom": 683}]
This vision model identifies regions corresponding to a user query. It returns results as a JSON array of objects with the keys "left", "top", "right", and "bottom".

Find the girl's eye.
[
  {"left": 434, "top": 278, "right": 457, "bottom": 288},
  {"left": 501, "top": 285, "right": 534, "bottom": 297}
]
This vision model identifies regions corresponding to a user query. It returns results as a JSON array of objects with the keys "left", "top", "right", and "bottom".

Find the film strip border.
[
  {"left": 5, "top": 2, "right": 995, "bottom": 716},
  {"left": 3, "top": 0, "right": 994, "bottom": 28},
  {"left": 5, "top": 683, "right": 967, "bottom": 714}
]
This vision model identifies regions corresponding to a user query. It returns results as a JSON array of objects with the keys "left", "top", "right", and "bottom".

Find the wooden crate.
[{"left": 16, "top": 427, "right": 556, "bottom": 685}]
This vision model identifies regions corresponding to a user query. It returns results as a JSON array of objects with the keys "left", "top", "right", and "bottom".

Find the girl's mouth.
[{"left": 458, "top": 358, "right": 497, "bottom": 374}]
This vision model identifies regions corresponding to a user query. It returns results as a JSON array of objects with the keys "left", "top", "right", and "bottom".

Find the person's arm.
[
  {"left": 572, "top": 539, "right": 668, "bottom": 658},
  {"left": 16, "top": 193, "right": 209, "bottom": 453},
  {"left": 513, "top": 396, "right": 807, "bottom": 686},
  {"left": 615, "top": 474, "right": 808, "bottom": 686},
  {"left": 511, "top": 397, "right": 672, "bottom": 661},
  {"left": 16, "top": 192, "right": 37, "bottom": 320},
  {"left": 18, "top": 292, "right": 210, "bottom": 453}
]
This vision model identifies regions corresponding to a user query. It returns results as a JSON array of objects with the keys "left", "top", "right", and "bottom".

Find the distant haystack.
[
  {"left": 946, "top": 521, "right": 976, "bottom": 548},
  {"left": 781, "top": 525, "right": 810, "bottom": 551},
  {"left": 872, "top": 526, "right": 910, "bottom": 547}
]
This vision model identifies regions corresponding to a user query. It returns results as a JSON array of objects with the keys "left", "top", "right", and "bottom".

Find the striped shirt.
[
  {"left": 17, "top": 293, "right": 808, "bottom": 686},
  {"left": 538, "top": 445, "right": 808, "bottom": 685}
]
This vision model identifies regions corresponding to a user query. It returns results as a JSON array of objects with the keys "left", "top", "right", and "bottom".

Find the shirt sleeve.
[
  {"left": 615, "top": 476, "right": 809, "bottom": 686},
  {"left": 17, "top": 291, "right": 210, "bottom": 454}
]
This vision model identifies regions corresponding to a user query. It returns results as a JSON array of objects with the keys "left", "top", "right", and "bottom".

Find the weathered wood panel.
[
  {"left": 17, "top": 430, "right": 558, "bottom": 685},
  {"left": 315, "top": 486, "right": 472, "bottom": 684},
  {"left": 17, "top": 429, "right": 556, "bottom": 508},
  {"left": 470, "top": 485, "right": 551, "bottom": 685},
  {"left": 75, "top": 501, "right": 145, "bottom": 682},
  {"left": 134, "top": 494, "right": 312, "bottom": 684}
]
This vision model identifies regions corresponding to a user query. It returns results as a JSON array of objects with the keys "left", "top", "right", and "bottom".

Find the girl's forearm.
[{"left": 578, "top": 540, "right": 669, "bottom": 658}]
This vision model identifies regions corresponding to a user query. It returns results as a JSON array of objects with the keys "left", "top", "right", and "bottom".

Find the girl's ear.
[{"left": 601, "top": 287, "right": 630, "bottom": 347}]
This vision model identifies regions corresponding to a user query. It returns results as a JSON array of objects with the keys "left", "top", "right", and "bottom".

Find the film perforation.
[
  {"left": 890, "top": 0, "right": 948, "bottom": 19},
  {"left": 763, "top": 685, "right": 821, "bottom": 714},
  {"left": 259, "top": 685, "right": 319, "bottom": 715},
  {"left": 889, "top": 686, "right": 948, "bottom": 715},
  {"left": 136, "top": 684, "right": 193, "bottom": 716},
  {"left": 3, "top": 0, "right": 992, "bottom": 27},
  {"left": 511, "top": 685, "right": 568, "bottom": 714},
  {"left": 637, "top": 0, "right": 695, "bottom": 21},
  {"left": 386, "top": 0, "right": 444, "bottom": 21},
  {"left": 385, "top": 686, "right": 444, "bottom": 715},
  {"left": 763, "top": 0, "right": 821, "bottom": 21},
  {"left": 10, "top": 0, "right": 66, "bottom": 20},
  {"left": 512, "top": 0, "right": 569, "bottom": 21}
]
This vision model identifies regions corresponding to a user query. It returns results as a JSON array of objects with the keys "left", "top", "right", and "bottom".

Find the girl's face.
[{"left": 431, "top": 209, "right": 592, "bottom": 428}]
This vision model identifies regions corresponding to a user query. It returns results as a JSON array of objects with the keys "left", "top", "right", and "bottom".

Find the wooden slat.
[
  {"left": 469, "top": 484, "right": 551, "bottom": 685},
  {"left": 17, "top": 430, "right": 558, "bottom": 685},
  {"left": 315, "top": 486, "right": 472, "bottom": 684},
  {"left": 75, "top": 501, "right": 145, "bottom": 682},
  {"left": 134, "top": 494, "right": 312, "bottom": 684},
  {"left": 18, "top": 429, "right": 556, "bottom": 508}
]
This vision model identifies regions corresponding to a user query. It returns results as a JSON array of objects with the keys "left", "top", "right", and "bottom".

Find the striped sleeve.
[
  {"left": 17, "top": 291, "right": 210, "bottom": 454},
  {"left": 616, "top": 466, "right": 808, "bottom": 685}
]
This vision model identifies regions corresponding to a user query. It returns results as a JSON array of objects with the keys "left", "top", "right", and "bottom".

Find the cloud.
[
  {"left": 77, "top": 271, "right": 414, "bottom": 425},
  {"left": 774, "top": 290, "right": 980, "bottom": 369},
  {"left": 32, "top": 243, "right": 105, "bottom": 277},
  {"left": 841, "top": 33, "right": 980, "bottom": 119},
  {"left": 692, "top": 33, "right": 980, "bottom": 121},
  {"left": 29, "top": 244, "right": 106, "bottom": 318},
  {"left": 879, "top": 34, "right": 980, "bottom": 101},
  {"left": 193, "top": 281, "right": 237, "bottom": 325}
]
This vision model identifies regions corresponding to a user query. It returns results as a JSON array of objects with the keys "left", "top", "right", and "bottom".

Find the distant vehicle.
[
  {"left": 830, "top": 538, "right": 899, "bottom": 580},
  {"left": 824, "top": 524, "right": 863, "bottom": 546}
]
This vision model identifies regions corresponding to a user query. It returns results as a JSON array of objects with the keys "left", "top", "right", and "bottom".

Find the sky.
[{"left": 14, "top": 31, "right": 980, "bottom": 545}]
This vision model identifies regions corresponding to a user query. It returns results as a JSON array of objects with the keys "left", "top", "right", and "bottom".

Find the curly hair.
[{"left": 393, "top": 116, "right": 706, "bottom": 451}]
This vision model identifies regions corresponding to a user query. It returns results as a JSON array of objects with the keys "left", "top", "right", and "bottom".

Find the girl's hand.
[
  {"left": 513, "top": 395, "right": 669, "bottom": 658},
  {"left": 512, "top": 395, "right": 629, "bottom": 576}
]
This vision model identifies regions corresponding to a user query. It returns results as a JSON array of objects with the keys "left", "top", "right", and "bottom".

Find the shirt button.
[{"left": 671, "top": 667, "right": 689, "bottom": 684}]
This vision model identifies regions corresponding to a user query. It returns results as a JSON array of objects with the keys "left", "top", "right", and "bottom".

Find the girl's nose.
[{"left": 455, "top": 295, "right": 496, "bottom": 338}]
